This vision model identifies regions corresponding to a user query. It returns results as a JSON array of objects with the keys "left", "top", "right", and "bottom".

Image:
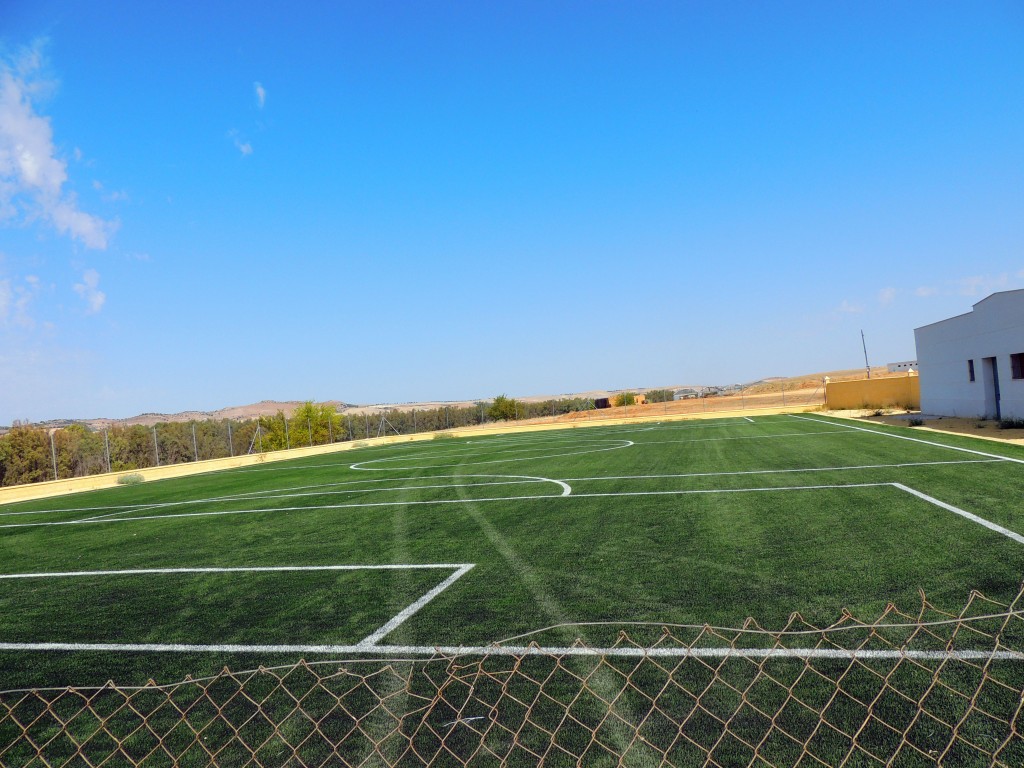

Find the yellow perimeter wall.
[{"left": 825, "top": 376, "right": 920, "bottom": 410}]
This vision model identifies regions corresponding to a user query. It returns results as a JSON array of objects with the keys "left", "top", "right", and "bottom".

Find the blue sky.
[{"left": 1, "top": 2, "right": 1022, "bottom": 423}]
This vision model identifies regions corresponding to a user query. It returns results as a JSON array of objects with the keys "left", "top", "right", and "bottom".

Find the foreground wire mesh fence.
[{"left": 3, "top": 585, "right": 1023, "bottom": 767}]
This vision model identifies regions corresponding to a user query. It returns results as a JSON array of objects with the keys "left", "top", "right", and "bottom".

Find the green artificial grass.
[{"left": 1, "top": 415, "right": 1023, "bottom": 690}]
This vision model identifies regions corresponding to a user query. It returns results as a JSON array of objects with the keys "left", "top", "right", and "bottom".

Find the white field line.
[
  {"left": 357, "top": 564, "right": 475, "bottom": 647},
  {"left": 0, "top": 640, "right": 1018, "bottom": 661},
  {"left": 0, "top": 483, "right": 894, "bottom": 530},
  {"left": 0, "top": 563, "right": 476, "bottom": 650},
  {"left": 0, "top": 564, "right": 473, "bottom": 580},
  {"left": 5, "top": 485, "right": 1023, "bottom": 657},
  {"left": 559, "top": 459, "right": 1000, "bottom": 483},
  {"left": 893, "top": 483, "right": 1024, "bottom": 546},
  {"left": 791, "top": 415, "right": 1024, "bottom": 465},
  {"left": 74, "top": 475, "right": 572, "bottom": 523},
  {"left": 24, "top": 474, "right": 571, "bottom": 524},
  {"left": 350, "top": 440, "right": 633, "bottom": 471},
  {"left": 744, "top": 417, "right": 754, "bottom": 423},
  {"left": 0, "top": 481, "right": 945, "bottom": 530}
]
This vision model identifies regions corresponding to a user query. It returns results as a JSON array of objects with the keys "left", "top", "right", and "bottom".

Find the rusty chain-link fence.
[{"left": 2, "top": 584, "right": 1023, "bottom": 767}]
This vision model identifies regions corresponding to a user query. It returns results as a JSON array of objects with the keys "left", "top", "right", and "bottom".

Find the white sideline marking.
[
  {"left": 791, "top": 415, "right": 1024, "bottom": 465},
  {"left": 0, "top": 483, "right": 892, "bottom": 530},
  {"left": 357, "top": 564, "right": 475, "bottom": 647},
  {"left": 0, "top": 640, "right": 1017, "bottom": 661},
  {"left": 3, "top": 480, "right": 1018, "bottom": 533},
  {"left": 893, "top": 484, "right": 1024, "bottom": 546},
  {"left": 0, "top": 564, "right": 472, "bottom": 580},
  {"left": 744, "top": 417, "right": 754, "bottom": 423}
]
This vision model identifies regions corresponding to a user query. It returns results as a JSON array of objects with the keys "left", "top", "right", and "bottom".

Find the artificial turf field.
[{"left": 2, "top": 413, "right": 1024, "bottom": 691}]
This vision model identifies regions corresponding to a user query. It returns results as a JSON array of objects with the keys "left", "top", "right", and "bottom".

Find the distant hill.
[{"left": 4, "top": 366, "right": 891, "bottom": 431}]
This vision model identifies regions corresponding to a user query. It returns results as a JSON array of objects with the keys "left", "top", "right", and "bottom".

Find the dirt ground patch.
[{"left": 829, "top": 409, "right": 1024, "bottom": 447}]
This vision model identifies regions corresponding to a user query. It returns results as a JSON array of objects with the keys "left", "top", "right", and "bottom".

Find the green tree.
[
  {"left": 488, "top": 395, "right": 521, "bottom": 422},
  {"left": 612, "top": 392, "right": 637, "bottom": 407},
  {"left": 645, "top": 389, "right": 674, "bottom": 403},
  {"left": 0, "top": 424, "right": 51, "bottom": 486}
]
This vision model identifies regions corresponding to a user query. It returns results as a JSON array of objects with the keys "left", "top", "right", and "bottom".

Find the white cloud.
[
  {"left": 73, "top": 268, "right": 105, "bottom": 314},
  {"left": 0, "top": 43, "right": 116, "bottom": 249},
  {"left": 915, "top": 286, "right": 937, "bottom": 297},
  {"left": 254, "top": 81, "right": 266, "bottom": 109},
  {"left": 837, "top": 299, "right": 863, "bottom": 314},
  {"left": 877, "top": 287, "right": 896, "bottom": 307},
  {"left": 0, "top": 278, "right": 10, "bottom": 320},
  {"left": 956, "top": 273, "right": 1010, "bottom": 297},
  {"left": 228, "top": 129, "right": 252, "bottom": 156},
  {"left": 0, "top": 273, "right": 41, "bottom": 327}
]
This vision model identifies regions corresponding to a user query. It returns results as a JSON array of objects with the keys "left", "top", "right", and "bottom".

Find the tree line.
[{"left": 0, "top": 396, "right": 596, "bottom": 488}]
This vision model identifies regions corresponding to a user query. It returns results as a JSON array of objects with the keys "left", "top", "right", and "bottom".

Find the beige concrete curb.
[{"left": 0, "top": 404, "right": 821, "bottom": 506}]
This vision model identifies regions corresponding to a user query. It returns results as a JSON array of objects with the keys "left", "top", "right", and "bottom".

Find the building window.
[
  {"left": 968, "top": 359, "right": 975, "bottom": 382},
  {"left": 1012, "top": 353, "right": 1024, "bottom": 380}
]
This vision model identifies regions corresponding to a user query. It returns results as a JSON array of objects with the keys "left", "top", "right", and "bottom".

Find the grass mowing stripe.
[
  {"left": 632, "top": 429, "right": 853, "bottom": 445},
  {"left": 559, "top": 458, "right": 1001, "bottom": 482}
]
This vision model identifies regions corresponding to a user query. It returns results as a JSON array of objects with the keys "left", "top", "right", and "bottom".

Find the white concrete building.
[{"left": 914, "top": 289, "right": 1024, "bottom": 420}]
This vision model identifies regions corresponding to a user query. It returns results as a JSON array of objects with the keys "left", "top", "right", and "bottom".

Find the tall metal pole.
[
  {"left": 307, "top": 417, "right": 313, "bottom": 447},
  {"left": 284, "top": 416, "right": 290, "bottom": 449},
  {"left": 861, "top": 330, "right": 872, "bottom": 379},
  {"left": 228, "top": 421, "right": 234, "bottom": 457},
  {"left": 104, "top": 429, "right": 112, "bottom": 473},
  {"left": 50, "top": 432, "right": 58, "bottom": 480},
  {"left": 257, "top": 421, "right": 263, "bottom": 453},
  {"left": 192, "top": 423, "right": 199, "bottom": 462},
  {"left": 153, "top": 426, "right": 160, "bottom": 466},
  {"left": 328, "top": 418, "right": 333, "bottom": 443}
]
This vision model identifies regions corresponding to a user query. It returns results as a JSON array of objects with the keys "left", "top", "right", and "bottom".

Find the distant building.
[
  {"left": 914, "top": 290, "right": 1024, "bottom": 420},
  {"left": 673, "top": 388, "right": 699, "bottom": 400},
  {"left": 886, "top": 361, "right": 917, "bottom": 373}
]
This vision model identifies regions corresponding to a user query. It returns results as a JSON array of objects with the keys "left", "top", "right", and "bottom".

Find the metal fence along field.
[{"left": 3, "top": 584, "right": 1023, "bottom": 767}]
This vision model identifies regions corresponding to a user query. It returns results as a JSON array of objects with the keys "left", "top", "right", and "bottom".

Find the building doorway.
[{"left": 982, "top": 356, "right": 1002, "bottom": 420}]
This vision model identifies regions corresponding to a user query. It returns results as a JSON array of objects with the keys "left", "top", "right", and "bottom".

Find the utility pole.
[
  {"left": 861, "top": 330, "right": 872, "bottom": 379},
  {"left": 192, "top": 423, "right": 199, "bottom": 462},
  {"left": 153, "top": 426, "right": 160, "bottom": 466},
  {"left": 50, "top": 431, "right": 58, "bottom": 480},
  {"left": 228, "top": 421, "right": 234, "bottom": 457},
  {"left": 104, "top": 429, "right": 112, "bottom": 473}
]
